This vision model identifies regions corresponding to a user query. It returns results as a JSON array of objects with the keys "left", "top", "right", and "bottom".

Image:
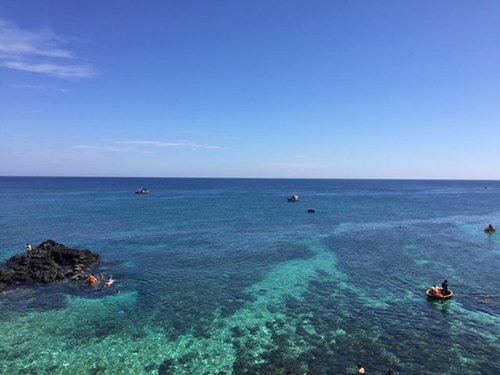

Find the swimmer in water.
[
  {"left": 88, "top": 274, "right": 98, "bottom": 284},
  {"left": 104, "top": 275, "right": 115, "bottom": 287}
]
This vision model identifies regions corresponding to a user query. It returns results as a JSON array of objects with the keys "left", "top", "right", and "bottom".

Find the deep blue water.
[{"left": 1, "top": 177, "right": 500, "bottom": 375}]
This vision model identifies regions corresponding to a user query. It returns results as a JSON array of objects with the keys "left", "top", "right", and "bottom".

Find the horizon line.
[{"left": 1, "top": 175, "right": 499, "bottom": 182}]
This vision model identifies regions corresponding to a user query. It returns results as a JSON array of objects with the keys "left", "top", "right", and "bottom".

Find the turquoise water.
[{"left": 1, "top": 177, "right": 499, "bottom": 375}]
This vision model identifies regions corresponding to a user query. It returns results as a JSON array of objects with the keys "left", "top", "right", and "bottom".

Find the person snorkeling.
[
  {"left": 357, "top": 362, "right": 366, "bottom": 375},
  {"left": 88, "top": 273, "right": 98, "bottom": 284},
  {"left": 104, "top": 275, "right": 115, "bottom": 287}
]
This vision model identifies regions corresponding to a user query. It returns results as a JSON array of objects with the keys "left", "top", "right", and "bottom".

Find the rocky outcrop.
[{"left": 0, "top": 240, "right": 100, "bottom": 287}]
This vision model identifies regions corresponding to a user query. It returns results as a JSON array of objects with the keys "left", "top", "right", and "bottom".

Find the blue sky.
[{"left": 1, "top": 1, "right": 499, "bottom": 179}]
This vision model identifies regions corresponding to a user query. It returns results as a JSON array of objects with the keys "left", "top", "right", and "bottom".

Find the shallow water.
[{"left": 1, "top": 177, "right": 499, "bottom": 374}]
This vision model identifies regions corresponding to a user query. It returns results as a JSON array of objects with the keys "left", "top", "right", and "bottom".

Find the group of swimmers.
[
  {"left": 88, "top": 272, "right": 115, "bottom": 287},
  {"left": 430, "top": 279, "right": 449, "bottom": 297},
  {"left": 69, "top": 263, "right": 117, "bottom": 289},
  {"left": 23, "top": 244, "right": 117, "bottom": 290}
]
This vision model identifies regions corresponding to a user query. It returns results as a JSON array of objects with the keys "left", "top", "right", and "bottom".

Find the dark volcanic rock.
[{"left": 0, "top": 240, "right": 100, "bottom": 286}]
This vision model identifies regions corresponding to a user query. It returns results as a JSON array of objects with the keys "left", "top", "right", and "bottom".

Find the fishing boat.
[
  {"left": 135, "top": 188, "right": 149, "bottom": 194},
  {"left": 287, "top": 194, "right": 299, "bottom": 202},
  {"left": 426, "top": 288, "right": 453, "bottom": 300}
]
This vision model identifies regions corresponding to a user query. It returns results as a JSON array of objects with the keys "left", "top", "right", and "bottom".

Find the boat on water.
[
  {"left": 485, "top": 224, "right": 496, "bottom": 233},
  {"left": 287, "top": 194, "right": 299, "bottom": 202},
  {"left": 426, "top": 288, "right": 453, "bottom": 300},
  {"left": 307, "top": 208, "right": 315, "bottom": 213},
  {"left": 135, "top": 188, "right": 149, "bottom": 194}
]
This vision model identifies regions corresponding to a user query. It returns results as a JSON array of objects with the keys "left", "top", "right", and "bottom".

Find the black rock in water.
[{"left": 0, "top": 240, "right": 100, "bottom": 288}]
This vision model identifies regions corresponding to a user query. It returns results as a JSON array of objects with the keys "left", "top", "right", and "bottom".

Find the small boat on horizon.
[
  {"left": 287, "top": 194, "right": 299, "bottom": 202},
  {"left": 135, "top": 188, "right": 149, "bottom": 194}
]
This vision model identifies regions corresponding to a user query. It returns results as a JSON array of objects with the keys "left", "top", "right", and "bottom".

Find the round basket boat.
[{"left": 426, "top": 289, "right": 453, "bottom": 300}]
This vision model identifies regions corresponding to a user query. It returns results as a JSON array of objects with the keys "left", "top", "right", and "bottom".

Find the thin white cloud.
[
  {"left": 71, "top": 144, "right": 144, "bottom": 153},
  {"left": 182, "top": 130, "right": 210, "bottom": 135},
  {"left": 5, "top": 60, "right": 95, "bottom": 79},
  {"left": 71, "top": 140, "right": 224, "bottom": 153},
  {"left": 294, "top": 154, "right": 310, "bottom": 160},
  {"left": 119, "top": 140, "right": 224, "bottom": 149},
  {"left": 0, "top": 19, "right": 97, "bottom": 79},
  {"left": 264, "top": 162, "right": 321, "bottom": 169},
  {"left": 120, "top": 140, "right": 197, "bottom": 147},
  {"left": 10, "top": 83, "right": 70, "bottom": 93},
  {"left": 203, "top": 144, "right": 225, "bottom": 149}
]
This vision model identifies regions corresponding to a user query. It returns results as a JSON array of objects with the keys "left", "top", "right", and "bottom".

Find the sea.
[{"left": 0, "top": 177, "right": 499, "bottom": 375}]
